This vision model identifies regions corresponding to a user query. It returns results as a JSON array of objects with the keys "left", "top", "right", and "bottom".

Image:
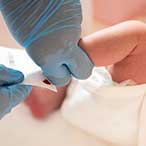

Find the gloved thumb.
[
  {"left": 0, "top": 65, "right": 24, "bottom": 86},
  {"left": 66, "top": 46, "right": 94, "bottom": 80}
]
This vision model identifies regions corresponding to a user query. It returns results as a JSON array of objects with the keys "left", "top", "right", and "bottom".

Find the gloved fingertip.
[
  {"left": 9, "top": 69, "right": 24, "bottom": 83},
  {"left": 66, "top": 47, "right": 94, "bottom": 80},
  {"left": 0, "top": 65, "right": 24, "bottom": 85}
]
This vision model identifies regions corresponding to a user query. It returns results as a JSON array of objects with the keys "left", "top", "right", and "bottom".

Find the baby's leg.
[
  {"left": 25, "top": 84, "right": 69, "bottom": 119},
  {"left": 80, "top": 21, "right": 146, "bottom": 84}
]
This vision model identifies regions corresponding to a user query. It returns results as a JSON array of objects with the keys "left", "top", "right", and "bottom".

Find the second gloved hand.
[
  {"left": 0, "top": 65, "right": 32, "bottom": 119},
  {"left": 0, "top": 0, "right": 94, "bottom": 86}
]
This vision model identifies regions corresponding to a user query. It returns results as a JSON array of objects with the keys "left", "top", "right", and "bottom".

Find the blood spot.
[{"left": 43, "top": 79, "right": 51, "bottom": 85}]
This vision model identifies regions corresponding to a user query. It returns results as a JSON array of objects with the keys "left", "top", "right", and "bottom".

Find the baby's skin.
[
  {"left": 25, "top": 21, "right": 146, "bottom": 119},
  {"left": 81, "top": 21, "right": 146, "bottom": 84}
]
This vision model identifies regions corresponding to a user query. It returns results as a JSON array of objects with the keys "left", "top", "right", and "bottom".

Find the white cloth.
[
  {"left": 61, "top": 68, "right": 146, "bottom": 146},
  {"left": 0, "top": 104, "right": 102, "bottom": 146}
]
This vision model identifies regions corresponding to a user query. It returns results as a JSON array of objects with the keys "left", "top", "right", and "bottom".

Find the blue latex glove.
[
  {"left": 0, "top": 65, "right": 32, "bottom": 119},
  {"left": 0, "top": 0, "right": 94, "bottom": 86}
]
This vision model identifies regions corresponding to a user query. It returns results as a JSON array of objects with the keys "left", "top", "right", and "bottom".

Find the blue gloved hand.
[
  {"left": 0, "top": 65, "right": 32, "bottom": 119},
  {"left": 0, "top": 0, "right": 94, "bottom": 86}
]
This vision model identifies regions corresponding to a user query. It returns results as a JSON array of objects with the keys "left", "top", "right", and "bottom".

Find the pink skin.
[
  {"left": 92, "top": 0, "right": 146, "bottom": 24},
  {"left": 25, "top": 21, "right": 146, "bottom": 119},
  {"left": 81, "top": 21, "right": 146, "bottom": 84},
  {"left": 25, "top": 85, "right": 68, "bottom": 119}
]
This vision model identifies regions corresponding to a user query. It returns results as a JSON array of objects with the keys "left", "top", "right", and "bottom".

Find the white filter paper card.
[{"left": 0, "top": 46, "right": 57, "bottom": 92}]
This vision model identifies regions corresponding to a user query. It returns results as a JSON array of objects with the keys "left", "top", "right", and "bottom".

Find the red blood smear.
[{"left": 43, "top": 79, "right": 51, "bottom": 85}]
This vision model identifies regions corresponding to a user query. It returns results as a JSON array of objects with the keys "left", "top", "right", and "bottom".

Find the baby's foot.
[{"left": 25, "top": 85, "right": 68, "bottom": 119}]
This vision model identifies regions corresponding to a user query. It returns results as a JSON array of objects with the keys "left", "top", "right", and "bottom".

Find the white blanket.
[
  {"left": 0, "top": 104, "right": 103, "bottom": 146},
  {"left": 61, "top": 68, "right": 146, "bottom": 146}
]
